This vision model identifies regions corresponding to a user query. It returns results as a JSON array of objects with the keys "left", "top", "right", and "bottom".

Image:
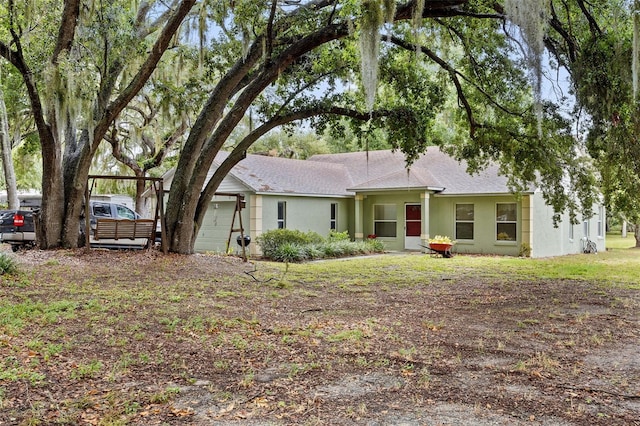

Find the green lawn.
[
  {"left": 275, "top": 237, "right": 640, "bottom": 291},
  {"left": 606, "top": 231, "right": 637, "bottom": 250}
]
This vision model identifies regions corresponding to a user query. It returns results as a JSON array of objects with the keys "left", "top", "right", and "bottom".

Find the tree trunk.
[
  {"left": 635, "top": 223, "right": 640, "bottom": 248},
  {"left": 0, "top": 90, "right": 19, "bottom": 209},
  {"left": 165, "top": 39, "right": 267, "bottom": 254},
  {"left": 1, "top": 0, "right": 195, "bottom": 249},
  {"left": 134, "top": 171, "right": 151, "bottom": 217},
  {"left": 61, "top": 129, "right": 94, "bottom": 248},
  {"left": 38, "top": 129, "right": 65, "bottom": 249},
  {"left": 164, "top": 2, "right": 470, "bottom": 254},
  {"left": 166, "top": 26, "right": 349, "bottom": 253}
]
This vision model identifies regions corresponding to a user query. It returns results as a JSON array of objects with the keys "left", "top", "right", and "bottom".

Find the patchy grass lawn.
[
  {"left": 606, "top": 231, "right": 637, "bottom": 250},
  {"left": 1, "top": 246, "right": 639, "bottom": 425}
]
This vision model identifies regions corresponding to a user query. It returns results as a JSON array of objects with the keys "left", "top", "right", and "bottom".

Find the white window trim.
[
  {"left": 583, "top": 220, "right": 589, "bottom": 239},
  {"left": 597, "top": 207, "right": 604, "bottom": 238},
  {"left": 277, "top": 201, "right": 286, "bottom": 229}
]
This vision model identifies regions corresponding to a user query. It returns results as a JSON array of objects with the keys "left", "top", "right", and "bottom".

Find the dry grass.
[{"left": 1, "top": 246, "right": 639, "bottom": 425}]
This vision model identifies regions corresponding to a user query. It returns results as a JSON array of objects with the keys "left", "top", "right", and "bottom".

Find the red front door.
[{"left": 405, "top": 204, "right": 421, "bottom": 249}]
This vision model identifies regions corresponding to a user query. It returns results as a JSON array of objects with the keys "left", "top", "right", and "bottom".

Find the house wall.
[
  {"left": 192, "top": 189, "right": 606, "bottom": 258},
  {"left": 190, "top": 173, "right": 253, "bottom": 254},
  {"left": 429, "top": 195, "right": 522, "bottom": 256},
  {"left": 530, "top": 191, "right": 564, "bottom": 258},
  {"left": 194, "top": 194, "right": 352, "bottom": 255},
  {"left": 260, "top": 195, "right": 352, "bottom": 236},
  {"left": 194, "top": 194, "right": 246, "bottom": 254},
  {"left": 166, "top": 156, "right": 606, "bottom": 258},
  {"left": 529, "top": 191, "right": 606, "bottom": 257}
]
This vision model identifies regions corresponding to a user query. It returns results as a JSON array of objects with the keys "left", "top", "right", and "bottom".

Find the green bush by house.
[{"left": 257, "top": 229, "right": 384, "bottom": 262}]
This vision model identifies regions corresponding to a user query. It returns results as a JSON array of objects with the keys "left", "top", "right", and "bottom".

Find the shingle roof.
[
  {"left": 216, "top": 152, "right": 354, "bottom": 197},
  {"left": 207, "top": 147, "right": 525, "bottom": 196},
  {"left": 308, "top": 147, "right": 522, "bottom": 195}
]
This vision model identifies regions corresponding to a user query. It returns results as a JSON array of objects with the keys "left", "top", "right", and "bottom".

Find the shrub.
[
  {"left": 328, "top": 230, "right": 350, "bottom": 241},
  {"left": 271, "top": 243, "right": 307, "bottom": 263},
  {"left": 0, "top": 253, "right": 18, "bottom": 275},
  {"left": 257, "top": 229, "right": 325, "bottom": 258},
  {"left": 365, "top": 238, "right": 385, "bottom": 252},
  {"left": 257, "top": 228, "right": 385, "bottom": 262},
  {"left": 304, "top": 244, "right": 324, "bottom": 259},
  {"left": 322, "top": 241, "right": 347, "bottom": 258}
]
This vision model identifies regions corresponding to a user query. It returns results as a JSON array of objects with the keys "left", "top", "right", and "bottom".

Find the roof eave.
[
  {"left": 254, "top": 191, "right": 355, "bottom": 198},
  {"left": 348, "top": 186, "right": 445, "bottom": 193},
  {"left": 433, "top": 191, "right": 535, "bottom": 197}
]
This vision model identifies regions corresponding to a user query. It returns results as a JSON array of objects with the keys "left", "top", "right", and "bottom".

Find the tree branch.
[
  {"left": 546, "top": 2, "right": 579, "bottom": 65},
  {"left": 144, "top": 119, "right": 188, "bottom": 172},
  {"left": 195, "top": 104, "right": 390, "bottom": 222},
  {"left": 388, "top": 35, "right": 528, "bottom": 137},
  {"left": 266, "top": 0, "right": 278, "bottom": 61},
  {"left": 388, "top": 35, "right": 478, "bottom": 136},
  {"left": 52, "top": 0, "right": 81, "bottom": 64},
  {"left": 107, "top": 117, "right": 188, "bottom": 174},
  {"left": 0, "top": 38, "right": 51, "bottom": 153},
  {"left": 576, "top": 0, "right": 601, "bottom": 35},
  {"left": 94, "top": 0, "right": 196, "bottom": 148}
]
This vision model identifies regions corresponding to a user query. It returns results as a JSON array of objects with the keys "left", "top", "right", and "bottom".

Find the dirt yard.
[{"left": 1, "top": 248, "right": 639, "bottom": 425}]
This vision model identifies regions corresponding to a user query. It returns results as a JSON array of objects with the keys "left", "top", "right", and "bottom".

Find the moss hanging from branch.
[
  {"left": 382, "top": 0, "right": 396, "bottom": 22},
  {"left": 633, "top": 0, "right": 640, "bottom": 99},
  {"left": 504, "top": 0, "right": 550, "bottom": 133},
  {"left": 411, "top": 0, "right": 425, "bottom": 56},
  {"left": 359, "top": 0, "right": 385, "bottom": 111},
  {"left": 412, "top": 0, "right": 425, "bottom": 29}
]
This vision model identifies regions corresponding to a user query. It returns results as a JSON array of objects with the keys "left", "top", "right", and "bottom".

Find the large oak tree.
[
  {"left": 1, "top": 1, "right": 620, "bottom": 254},
  {"left": 0, "top": 0, "right": 195, "bottom": 247}
]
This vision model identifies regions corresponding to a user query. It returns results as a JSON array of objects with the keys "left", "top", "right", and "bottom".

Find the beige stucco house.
[{"left": 159, "top": 147, "right": 605, "bottom": 257}]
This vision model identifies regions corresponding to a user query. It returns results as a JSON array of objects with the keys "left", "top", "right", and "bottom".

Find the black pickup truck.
[{"left": 0, "top": 209, "right": 37, "bottom": 252}]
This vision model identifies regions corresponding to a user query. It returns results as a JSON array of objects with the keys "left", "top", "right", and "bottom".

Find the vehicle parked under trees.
[{"left": 0, "top": 201, "right": 154, "bottom": 251}]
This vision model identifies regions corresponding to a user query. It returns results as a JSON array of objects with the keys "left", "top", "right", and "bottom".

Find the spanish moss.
[
  {"left": 504, "top": 0, "right": 550, "bottom": 135},
  {"left": 359, "top": 0, "right": 385, "bottom": 111},
  {"left": 633, "top": 0, "right": 640, "bottom": 99}
]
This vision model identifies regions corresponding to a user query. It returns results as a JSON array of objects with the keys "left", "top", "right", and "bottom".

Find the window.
[
  {"left": 277, "top": 201, "right": 286, "bottom": 229},
  {"left": 92, "top": 203, "right": 111, "bottom": 218},
  {"left": 569, "top": 222, "right": 574, "bottom": 240},
  {"left": 597, "top": 207, "right": 604, "bottom": 237},
  {"left": 455, "top": 204, "right": 474, "bottom": 240},
  {"left": 330, "top": 203, "right": 338, "bottom": 230},
  {"left": 116, "top": 204, "right": 136, "bottom": 219},
  {"left": 373, "top": 204, "right": 397, "bottom": 237},
  {"left": 583, "top": 219, "right": 589, "bottom": 238},
  {"left": 496, "top": 203, "right": 517, "bottom": 241}
]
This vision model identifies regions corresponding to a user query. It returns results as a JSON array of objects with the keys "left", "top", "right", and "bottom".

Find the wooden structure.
[
  {"left": 85, "top": 175, "right": 166, "bottom": 253},
  {"left": 94, "top": 219, "right": 156, "bottom": 241},
  {"left": 221, "top": 192, "right": 248, "bottom": 261}
]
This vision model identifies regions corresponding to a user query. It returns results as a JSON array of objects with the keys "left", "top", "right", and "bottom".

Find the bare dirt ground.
[{"left": 1, "top": 248, "right": 639, "bottom": 425}]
